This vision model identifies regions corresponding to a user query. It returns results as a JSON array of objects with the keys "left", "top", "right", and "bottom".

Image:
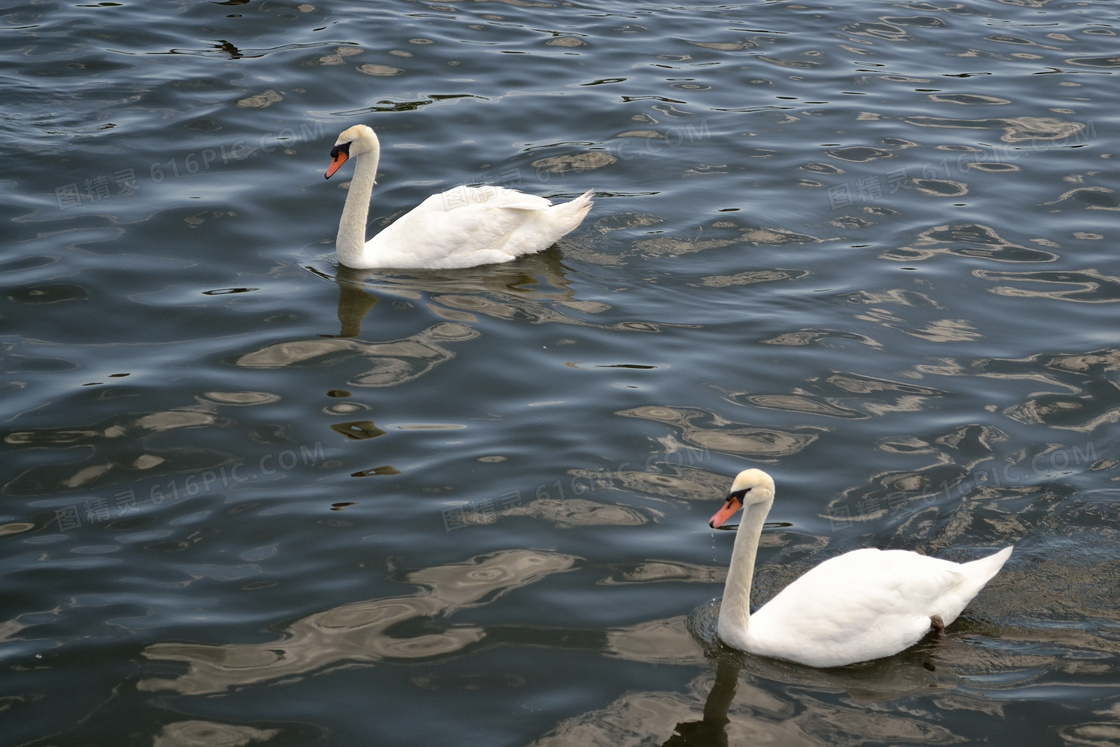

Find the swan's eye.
[
  {"left": 330, "top": 141, "right": 352, "bottom": 159},
  {"left": 728, "top": 487, "right": 750, "bottom": 504}
]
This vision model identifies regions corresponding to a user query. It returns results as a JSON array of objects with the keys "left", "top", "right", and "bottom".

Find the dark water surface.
[{"left": 3, "top": 0, "right": 1120, "bottom": 744}]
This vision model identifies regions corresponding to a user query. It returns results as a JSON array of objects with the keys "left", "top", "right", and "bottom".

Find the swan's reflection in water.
[
  {"left": 333, "top": 271, "right": 379, "bottom": 339},
  {"left": 537, "top": 581, "right": 1048, "bottom": 747},
  {"left": 536, "top": 666, "right": 963, "bottom": 747},
  {"left": 537, "top": 605, "right": 969, "bottom": 747},
  {"left": 240, "top": 254, "right": 671, "bottom": 394},
  {"left": 662, "top": 658, "right": 740, "bottom": 747},
  {"left": 301, "top": 252, "right": 690, "bottom": 340},
  {"left": 139, "top": 549, "right": 576, "bottom": 695},
  {"left": 309, "top": 254, "right": 593, "bottom": 340}
]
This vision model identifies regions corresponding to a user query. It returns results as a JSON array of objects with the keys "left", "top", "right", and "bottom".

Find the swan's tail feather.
[
  {"left": 554, "top": 189, "right": 594, "bottom": 233},
  {"left": 478, "top": 189, "right": 595, "bottom": 262},
  {"left": 940, "top": 546, "right": 1013, "bottom": 626},
  {"left": 965, "top": 546, "right": 1013, "bottom": 588}
]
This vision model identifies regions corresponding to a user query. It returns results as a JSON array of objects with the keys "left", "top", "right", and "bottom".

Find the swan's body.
[
  {"left": 710, "top": 469, "right": 1012, "bottom": 668},
  {"left": 324, "top": 124, "right": 593, "bottom": 270}
]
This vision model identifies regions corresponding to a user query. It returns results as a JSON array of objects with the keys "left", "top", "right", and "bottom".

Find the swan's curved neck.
[
  {"left": 336, "top": 143, "right": 380, "bottom": 267},
  {"left": 720, "top": 497, "right": 771, "bottom": 631}
]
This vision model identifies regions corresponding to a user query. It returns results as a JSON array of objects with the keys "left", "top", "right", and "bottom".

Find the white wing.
[{"left": 364, "top": 187, "right": 593, "bottom": 270}]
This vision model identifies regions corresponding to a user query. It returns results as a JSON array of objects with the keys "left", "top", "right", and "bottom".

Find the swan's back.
[
  {"left": 365, "top": 187, "right": 593, "bottom": 270},
  {"left": 738, "top": 546, "right": 1012, "bottom": 668}
]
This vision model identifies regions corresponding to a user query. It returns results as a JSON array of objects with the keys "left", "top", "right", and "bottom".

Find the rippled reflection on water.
[{"left": 3, "top": 0, "right": 1120, "bottom": 744}]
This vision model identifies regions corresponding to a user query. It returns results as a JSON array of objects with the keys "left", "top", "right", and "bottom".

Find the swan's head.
[
  {"left": 325, "top": 125, "right": 381, "bottom": 179},
  {"left": 709, "top": 468, "right": 775, "bottom": 529}
]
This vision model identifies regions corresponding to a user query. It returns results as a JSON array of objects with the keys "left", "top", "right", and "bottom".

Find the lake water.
[{"left": 3, "top": 0, "right": 1119, "bottom": 744}]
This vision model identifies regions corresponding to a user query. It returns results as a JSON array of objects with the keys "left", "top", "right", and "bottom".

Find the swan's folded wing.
[
  {"left": 448, "top": 186, "right": 556, "bottom": 212},
  {"left": 368, "top": 188, "right": 561, "bottom": 268}
]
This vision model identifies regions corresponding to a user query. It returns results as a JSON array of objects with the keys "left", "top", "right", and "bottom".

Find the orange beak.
[
  {"left": 325, "top": 151, "right": 348, "bottom": 179},
  {"left": 709, "top": 495, "right": 742, "bottom": 529}
]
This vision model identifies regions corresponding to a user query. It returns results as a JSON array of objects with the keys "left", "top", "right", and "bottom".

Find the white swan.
[
  {"left": 710, "top": 468, "right": 1013, "bottom": 668},
  {"left": 324, "top": 124, "right": 594, "bottom": 270}
]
